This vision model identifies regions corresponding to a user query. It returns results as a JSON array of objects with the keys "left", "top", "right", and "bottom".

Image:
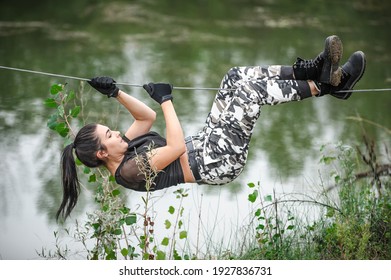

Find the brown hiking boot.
[
  {"left": 293, "top": 35, "right": 343, "bottom": 86},
  {"left": 315, "top": 51, "right": 366, "bottom": 99}
]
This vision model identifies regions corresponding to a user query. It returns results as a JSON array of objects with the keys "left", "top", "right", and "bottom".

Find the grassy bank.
[{"left": 240, "top": 141, "right": 391, "bottom": 260}]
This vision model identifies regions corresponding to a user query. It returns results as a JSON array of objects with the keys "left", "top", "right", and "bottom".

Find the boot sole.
[
  {"left": 321, "top": 35, "right": 343, "bottom": 86},
  {"left": 331, "top": 51, "right": 366, "bottom": 100}
]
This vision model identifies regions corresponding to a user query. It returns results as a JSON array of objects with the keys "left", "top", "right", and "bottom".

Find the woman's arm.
[
  {"left": 148, "top": 100, "right": 186, "bottom": 171},
  {"left": 116, "top": 90, "right": 156, "bottom": 140},
  {"left": 87, "top": 77, "right": 156, "bottom": 140}
]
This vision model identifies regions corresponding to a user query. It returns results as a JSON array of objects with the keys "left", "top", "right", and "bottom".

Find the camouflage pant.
[{"left": 187, "top": 65, "right": 306, "bottom": 185}]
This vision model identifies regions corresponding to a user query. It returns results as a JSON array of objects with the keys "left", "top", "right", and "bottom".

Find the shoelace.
[{"left": 297, "top": 55, "right": 322, "bottom": 69}]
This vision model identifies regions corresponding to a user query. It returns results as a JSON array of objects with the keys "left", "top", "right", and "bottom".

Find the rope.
[{"left": 1, "top": 65, "right": 390, "bottom": 94}]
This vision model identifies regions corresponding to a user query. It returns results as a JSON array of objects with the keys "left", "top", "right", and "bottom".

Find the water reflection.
[{"left": 0, "top": 0, "right": 390, "bottom": 259}]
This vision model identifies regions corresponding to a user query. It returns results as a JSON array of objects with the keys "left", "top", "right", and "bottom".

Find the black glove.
[
  {"left": 142, "top": 83, "right": 173, "bottom": 104},
  {"left": 88, "top": 76, "right": 119, "bottom": 98}
]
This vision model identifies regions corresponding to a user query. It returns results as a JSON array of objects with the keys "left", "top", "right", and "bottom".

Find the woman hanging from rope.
[{"left": 57, "top": 35, "right": 366, "bottom": 220}]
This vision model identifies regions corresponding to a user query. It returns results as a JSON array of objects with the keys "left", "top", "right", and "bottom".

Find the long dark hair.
[{"left": 56, "top": 123, "right": 104, "bottom": 221}]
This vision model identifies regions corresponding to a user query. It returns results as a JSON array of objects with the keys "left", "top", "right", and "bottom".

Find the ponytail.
[
  {"left": 56, "top": 123, "right": 103, "bottom": 221},
  {"left": 56, "top": 143, "right": 80, "bottom": 221}
]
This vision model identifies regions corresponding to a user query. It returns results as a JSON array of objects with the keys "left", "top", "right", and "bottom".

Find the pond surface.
[{"left": 0, "top": 0, "right": 390, "bottom": 259}]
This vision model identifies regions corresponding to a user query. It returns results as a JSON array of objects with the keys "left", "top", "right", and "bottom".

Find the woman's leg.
[
  {"left": 204, "top": 65, "right": 312, "bottom": 132},
  {"left": 205, "top": 33, "right": 345, "bottom": 132},
  {"left": 196, "top": 72, "right": 313, "bottom": 185},
  {"left": 193, "top": 36, "right": 364, "bottom": 185}
]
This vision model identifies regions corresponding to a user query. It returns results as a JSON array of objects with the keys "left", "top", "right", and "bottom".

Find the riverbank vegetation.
[
  {"left": 41, "top": 83, "right": 391, "bottom": 260},
  {"left": 242, "top": 138, "right": 391, "bottom": 260}
]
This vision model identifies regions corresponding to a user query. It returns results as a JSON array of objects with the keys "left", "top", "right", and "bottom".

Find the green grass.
[{"left": 238, "top": 142, "right": 391, "bottom": 260}]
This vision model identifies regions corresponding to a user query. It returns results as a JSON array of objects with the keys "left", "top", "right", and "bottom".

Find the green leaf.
[
  {"left": 287, "top": 225, "right": 295, "bottom": 230},
  {"left": 47, "top": 114, "right": 58, "bottom": 130},
  {"left": 161, "top": 237, "right": 169, "bottom": 246},
  {"left": 120, "top": 206, "right": 130, "bottom": 214},
  {"left": 105, "top": 251, "right": 116, "bottom": 260},
  {"left": 114, "top": 228, "right": 122, "bottom": 235},
  {"left": 179, "top": 231, "right": 187, "bottom": 239},
  {"left": 180, "top": 207, "right": 184, "bottom": 216},
  {"left": 112, "top": 189, "right": 120, "bottom": 196},
  {"left": 109, "top": 175, "right": 116, "bottom": 182},
  {"left": 57, "top": 105, "right": 65, "bottom": 118},
  {"left": 65, "top": 90, "right": 76, "bottom": 102},
  {"left": 118, "top": 218, "right": 125, "bottom": 226},
  {"left": 255, "top": 209, "right": 261, "bottom": 217},
  {"left": 88, "top": 174, "right": 96, "bottom": 182},
  {"left": 54, "top": 122, "right": 66, "bottom": 131},
  {"left": 321, "top": 156, "right": 336, "bottom": 165},
  {"left": 168, "top": 206, "right": 175, "bottom": 214},
  {"left": 164, "top": 220, "right": 171, "bottom": 229},
  {"left": 92, "top": 223, "right": 100, "bottom": 231},
  {"left": 273, "top": 233, "right": 281, "bottom": 240},
  {"left": 70, "top": 106, "right": 80, "bottom": 118},
  {"left": 125, "top": 214, "right": 137, "bottom": 225},
  {"left": 121, "top": 248, "right": 128, "bottom": 257},
  {"left": 248, "top": 189, "right": 258, "bottom": 203},
  {"left": 256, "top": 224, "right": 265, "bottom": 230},
  {"left": 264, "top": 195, "right": 273, "bottom": 202},
  {"left": 248, "top": 182, "right": 255, "bottom": 188},
  {"left": 156, "top": 250, "right": 166, "bottom": 260},
  {"left": 173, "top": 249, "right": 181, "bottom": 260},
  {"left": 44, "top": 98, "right": 58, "bottom": 108},
  {"left": 50, "top": 84, "right": 63, "bottom": 95},
  {"left": 55, "top": 122, "right": 69, "bottom": 137}
]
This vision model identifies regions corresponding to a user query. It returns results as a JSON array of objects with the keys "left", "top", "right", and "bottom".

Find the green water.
[{"left": 0, "top": 0, "right": 390, "bottom": 259}]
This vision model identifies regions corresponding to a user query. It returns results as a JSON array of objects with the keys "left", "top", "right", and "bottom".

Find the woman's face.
[{"left": 95, "top": 124, "right": 128, "bottom": 157}]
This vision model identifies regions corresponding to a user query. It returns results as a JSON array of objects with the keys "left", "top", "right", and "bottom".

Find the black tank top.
[{"left": 115, "top": 131, "right": 185, "bottom": 191}]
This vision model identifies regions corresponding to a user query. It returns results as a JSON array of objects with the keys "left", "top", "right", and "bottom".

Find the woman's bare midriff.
[{"left": 179, "top": 152, "right": 196, "bottom": 183}]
